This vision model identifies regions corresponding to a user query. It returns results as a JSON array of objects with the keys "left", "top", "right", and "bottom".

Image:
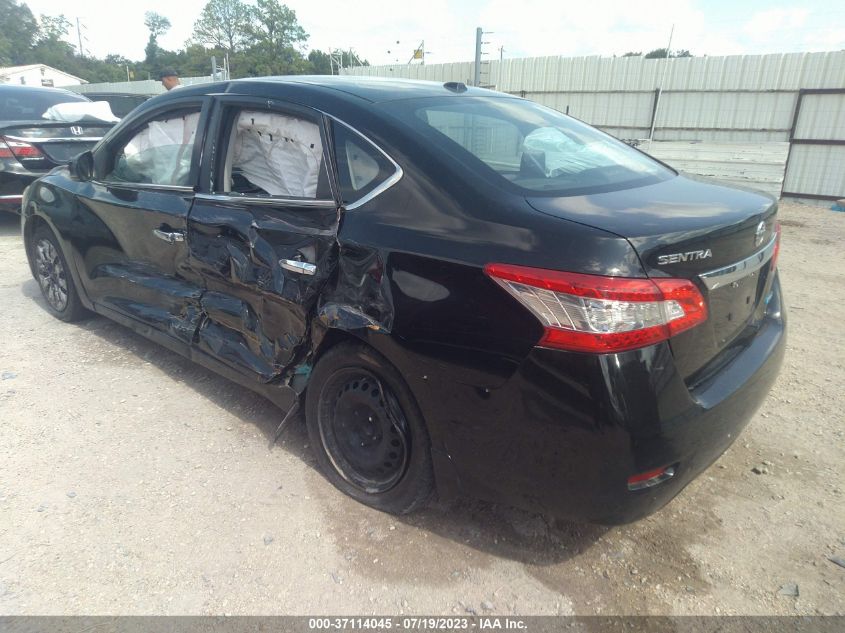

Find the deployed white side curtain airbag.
[
  {"left": 120, "top": 112, "right": 201, "bottom": 185},
  {"left": 232, "top": 111, "right": 322, "bottom": 198}
]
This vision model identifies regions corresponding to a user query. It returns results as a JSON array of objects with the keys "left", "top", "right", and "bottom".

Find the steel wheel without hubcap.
[
  {"left": 35, "top": 238, "right": 68, "bottom": 312},
  {"left": 317, "top": 368, "right": 411, "bottom": 494}
]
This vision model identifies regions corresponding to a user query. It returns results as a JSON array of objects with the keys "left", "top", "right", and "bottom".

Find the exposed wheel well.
[
  {"left": 311, "top": 327, "right": 361, "bottom": 366},
  {"left": 23, "top": 214, "right": 49, "bottom": 278}
]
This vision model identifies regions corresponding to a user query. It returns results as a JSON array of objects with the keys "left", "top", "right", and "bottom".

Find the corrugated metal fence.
[
  {"left": 69, "top": 75, "right": 217, "bottom": 96},
  {"left": 344, "top": 52, "right": 845, "bottom": 201}
]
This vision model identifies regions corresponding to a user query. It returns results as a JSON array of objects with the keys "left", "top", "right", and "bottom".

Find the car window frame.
[
  {"left": 325, "top": 115, "right": 404, "bottom": 211},
  {"left": 197, "top": 95, "right": 338, "bottom": 209},
  {"left": 92, "top": 96, "right": 212, "bottom": 193}
]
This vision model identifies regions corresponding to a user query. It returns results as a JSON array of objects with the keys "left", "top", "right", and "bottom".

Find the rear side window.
[
  {"left": 216, "top": 108, "right": 328, "bottom": 199},
  {"left": 387, "top": 97, "right": 673, "bottom": 197},
  {"left": 332, "top": 123, "right": 397, "bottom": 205},
  {"left": 105, "top": 107, "right": 201, "bottom": 187},
  {"left": 0, "top": 88, "right": 88, "bottom": 120}
]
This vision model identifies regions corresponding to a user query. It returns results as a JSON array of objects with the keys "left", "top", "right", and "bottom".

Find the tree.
[
  {"left": 249, "top": 0, "right": 307, "bottom": 50},
  {"left": 36, "top": 14, "right": 71, "bottom": 44},
  {"left": 307, "top": 50, "right": 332, "bottom": 74},
  {"left": 192, "top": 0, "right": 252, "bottom": 53},
  {"left": 644, "top": 48, "right": 694, "bottom": 58},
  {"left": 144, "top": 12, "right": 171, "bottom": 39},
  {"left": 622, "top": 51, "right": 642, "bottom": 57},
  {"left": 308, "top": 49, "right": 368, "bottom": 74},
  {"left": 0, "top": 0, "right": 39, "bottom": 65},
  {"left": 144, "top": 11, "right": 171, "bottom": 65}
]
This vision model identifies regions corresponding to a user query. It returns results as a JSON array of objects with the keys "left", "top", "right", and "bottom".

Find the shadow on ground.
[
  {"left": 0, "top": 212, "right": 20, "bottom": 238},
  {"left": 21, "top": 274, "right": 610, "bottom": 568}
]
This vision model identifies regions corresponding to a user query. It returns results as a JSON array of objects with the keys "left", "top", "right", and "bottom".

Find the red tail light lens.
[
  {"left": 770, "top": 222, "right": 782, "bottom": 271},
  {"left": 0, "top": 136, "right": 43, "bottom": 161},
  {"left": 484, "top": 263, "right": 707, "bottom": 353}
]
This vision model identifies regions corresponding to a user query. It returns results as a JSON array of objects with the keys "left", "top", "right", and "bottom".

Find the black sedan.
[
  {"left": 20, "top": 77, "right": 785, "bottom": 523},
  {"left": 1, "top": 84, "right": 115, "bottom": 213}
]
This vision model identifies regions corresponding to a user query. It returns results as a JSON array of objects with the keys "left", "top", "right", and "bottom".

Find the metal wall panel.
[
  {"left": 794, "top": 93, "right": 845, "bottom": 140},
  {"left": 346, "top": 51, "right": 845, "bottom": 93},
  {"left": 643, "top": 141, "right": 789, "bottom": 198},
  {"left": 69, "top": 76, "right": 216, "bottom": 96},
  {"left": 783, "top": 144, "right": 845, "bottom": 197},
  {"left": 344, "top": 51, "right": 844, "bottom": 145}
]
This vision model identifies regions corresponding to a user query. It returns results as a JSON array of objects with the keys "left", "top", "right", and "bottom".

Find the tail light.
[
  {"left": 0, "top": 136, "right": 44, "bottom": 161},
  {"left": 770, "top": 222, "right": 782, "bottom": 271},
  {"left": 484, "top": 263, "right": 707, "bottom": 353}
]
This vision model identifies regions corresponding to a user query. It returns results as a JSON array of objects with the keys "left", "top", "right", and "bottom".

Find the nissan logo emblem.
[{"left": 755, "top": 221, "right": 766, "bottom": 247}]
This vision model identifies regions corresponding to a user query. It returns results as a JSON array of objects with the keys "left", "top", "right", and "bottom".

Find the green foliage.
[
  {"left": 249, "top": 0, "right": 307, "bottom": 50},
  {"left": 307, "top": 49, "right": 368, "bottom": 74},
  {"left": 0, "top": 0, "right": 39, "bottom": 65},
  {"left": 144, "top": 12, "right": 171, "bottom": 40},
  {"left": 144, "top": 12, "right": 171, "bottom": 66},
  {"left": 644, "top": 48, "right": 694, "bottom": 58},
  {"left": 622, "top": 51, "right": 642, "bottom": 57},
  {"left": 192, "top": 0, "right": 253, "bottom": 53},
  {"left": 1, "top": 0, "right": 370, "bottom": 86}
]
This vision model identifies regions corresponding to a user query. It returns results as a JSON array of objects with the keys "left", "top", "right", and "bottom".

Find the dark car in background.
[
  {"left": 82, "top": 92, "right": 150, "bottom": 118},
  {"left": 0, "top": 85, "right": 116, "bottom": 213},
  {"left": 20, "top": 77, "right": 785, "bottom": 523}
]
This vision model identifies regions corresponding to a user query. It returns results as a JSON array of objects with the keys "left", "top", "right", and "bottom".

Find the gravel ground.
[{"left": 0, "top": 201, "right": 843, "bottom": 616}]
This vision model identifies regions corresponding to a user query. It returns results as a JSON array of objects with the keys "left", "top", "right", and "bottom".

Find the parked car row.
[
  {"left": 17, "top": 77, "right": 784, "bottom": 523},
  {"left": 0, "top": 85, "right": 149, "bottom": 214}
]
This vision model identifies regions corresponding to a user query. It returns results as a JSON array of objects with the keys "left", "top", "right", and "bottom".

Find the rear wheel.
[
  {"left": 29, "top": 224, "right": 88, "bottom": 322},
  {"left": 305, "top": 342, "right": 434, "bottom": 514}
]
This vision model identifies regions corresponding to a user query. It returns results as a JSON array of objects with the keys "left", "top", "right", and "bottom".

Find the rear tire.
[
  {"left": 305, "top": 341, "right": 434, "bottom": 514},
  {"left": 29, "top": 224, "right": 88, "bottom": 322}
]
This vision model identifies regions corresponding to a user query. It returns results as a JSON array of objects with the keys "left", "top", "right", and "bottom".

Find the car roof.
[
  {"left": 0, "top": 83, "right": 88, "bottom": 99},
  {"left": 162, "top": 75, "right": 502, "bottom": 105},
  {"left": 84, "top": 92, "right": 149, "bottom": 98},
  {"left": 244, "top": 76, "right": 499, "bottom": 103}
]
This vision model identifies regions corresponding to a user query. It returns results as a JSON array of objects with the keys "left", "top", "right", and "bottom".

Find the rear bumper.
[{"left": 430, "top": 275, "right": 786, "bottom": 524}]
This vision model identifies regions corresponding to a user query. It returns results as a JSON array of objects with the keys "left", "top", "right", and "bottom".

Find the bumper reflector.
[{"left": 627, "top": 465, "right": 676, "bottom": 491}]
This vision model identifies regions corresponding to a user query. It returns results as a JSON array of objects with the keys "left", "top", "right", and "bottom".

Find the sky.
[{"left": 22, "top": 0, "right": 845, "bottom": 68}]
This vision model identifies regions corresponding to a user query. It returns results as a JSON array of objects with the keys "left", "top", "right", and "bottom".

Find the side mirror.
[{"left": 69, "top": 150, "right": 94, "bottom": 181}]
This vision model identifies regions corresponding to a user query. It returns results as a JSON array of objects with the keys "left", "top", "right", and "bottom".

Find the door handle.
[
  {"left": 280, "top": 259, "right": 317, "bottom": 276},
  {"left": 153, "top": 228, "right": 185, "bottom": 244}
]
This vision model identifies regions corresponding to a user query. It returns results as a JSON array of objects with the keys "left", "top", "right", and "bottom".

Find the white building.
[{"left": 0, "top": 64, "right": 87, "bottom": 88}]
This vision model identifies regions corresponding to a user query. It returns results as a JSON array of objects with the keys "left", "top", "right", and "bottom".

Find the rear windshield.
[
  {"left": 386, "top": 96, "right": 673, "bottom": 196},
  {"left": 0, "top": 88, "right": 89, "bottom": 121}
]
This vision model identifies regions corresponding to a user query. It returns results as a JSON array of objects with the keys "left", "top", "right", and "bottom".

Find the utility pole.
[
  {"left": 474, "top": 27, "right": 482, "bottom": 86},
  {"left": 76, "top": 18, "right": 84, "bottom": 57},
  {"left": 648, "top": 23, "right": 674, "bottom": 142}
]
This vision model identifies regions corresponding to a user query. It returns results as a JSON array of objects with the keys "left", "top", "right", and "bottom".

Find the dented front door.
[{"left": 187, "top": 98, "right": 339, "bottom": 386}]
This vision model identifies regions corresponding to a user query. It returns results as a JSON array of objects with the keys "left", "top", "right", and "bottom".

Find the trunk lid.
[
  {"left": 0, "top": 121, "right": 113, "bottom": 170},
  {"left": 527, "top": 174, "right": 779, "bottom": 382}
]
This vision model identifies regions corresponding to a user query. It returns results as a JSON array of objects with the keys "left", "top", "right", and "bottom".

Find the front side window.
[
  {"left": 332, "top": 123, "right": 397, "bottom": 205},
  {"left": 386, "top": 97, "right": 674, "bottom": 196},
  {"left": 105, "top": 107, "right": 201, "bottom": 187},
  {"left": 218, "top": 109, "right": 328, "bottom": 199}
]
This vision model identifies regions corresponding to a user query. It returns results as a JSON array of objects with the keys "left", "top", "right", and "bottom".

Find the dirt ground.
[{"left": 0, "top": 201, "right": 843, "bottom": 616}]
